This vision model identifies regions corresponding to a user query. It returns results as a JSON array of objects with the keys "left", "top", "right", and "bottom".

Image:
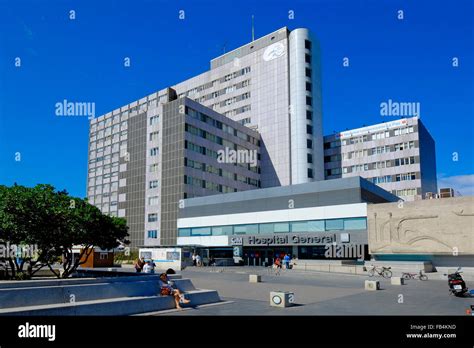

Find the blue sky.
[{"left": 0, "top": 0, "right": 473, "bottom": 197}]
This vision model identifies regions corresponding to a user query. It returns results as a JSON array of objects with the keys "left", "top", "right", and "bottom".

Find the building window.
[
  {"left": 147, "top": 230, "right": 158, "bottom": 238},
  {"left": 308, "top": 168, "right": 314, "bottom": 178},
  {"left": 396, "top": 172, "right": 417, "bottom": 181},
  {"left": 306, "top": 125, "right": 313, "bottom": 134},
  {"left": 305, "top": 40, "right": 312, "bottom": 50},
  {"left": 305, "top": 54, "right": 311, "bottom": 63},
  {"left": 149, "top": 131, "right": 159, "bottom": 142},
  {"left": 148, "top": 196, "right": 159, "bottom": 205},
  {"left": 178, "top": 228, "right": 191, "bottom": 237},
  {"left": 394, "top": 126, "right": 414, "bottom": 136},
  {"left": 191, "top": 227, "right": 211, "bottom": 236},
  {"left": 211, "top": 226, "right": 233, "bottom": 236},
  {"left": 234, "top": 224, "right": 258, "bottom": 235},
  {"left": 373, "top": 175, "right": 392, "bottom": 184},
  {"left": 395, "top": 188, "right": 417, "bottom": 196},
  {"left": 148, "top": 213, "right": 158, "bottom": 222},
  {"left": 325, "top": 219, "right": 344, "bottom": 231},
  {"left": 343, "top": 218, "right": 367, "bottom": 230},
  {"left": 150, "top": 147, "right": 159, "bottom": 156},
  {"left": 149, "top": 180, "right": 159, "bottom": 189},
  {"left": 306, "top": 110, "right": 312, "bottom": 120},
  {"left": 306, "top": 96, "right": 312, "bottom": 106},
  {"left": 149, "top": 116, "right": 159, "bottom": 126},
  {"left": 149, "top": 164, "right": 159, "bottom": 172},
  {"left": 306, "top": 82, "right": 312, "bottom": 92},
  {"left": 305, "top": 68, "right": 312, "bottom": 78},
  {"left": 307, "top": 154, "right": 313, "bottom": 164},
  {"left": 307, "top": 139, "right": 313, "bottom": 149}
]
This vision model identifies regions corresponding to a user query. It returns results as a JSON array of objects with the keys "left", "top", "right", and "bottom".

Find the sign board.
[
  {"left": 336, "top": 118, "right": 408, "bottom": 139},
  {"left": 139, "top": 248, "right": 184, "bottom": 270},
  {"left": 229, "top": 233, "right": 338, "bottom": 246}
]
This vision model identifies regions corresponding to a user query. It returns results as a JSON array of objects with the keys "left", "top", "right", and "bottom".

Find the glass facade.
[{"left": 178, "top": 217, "right": 367, "bottom": 237}]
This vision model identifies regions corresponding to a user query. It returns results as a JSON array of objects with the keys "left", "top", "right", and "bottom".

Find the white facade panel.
[
  {"left": 177, "top": 236, "right": 230, "bottom": 247},
  {"left": 177, "top": 203, "right": 367, "bottom": 228}
]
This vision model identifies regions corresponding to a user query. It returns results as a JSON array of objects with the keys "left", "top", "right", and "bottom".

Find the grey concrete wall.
[
  {"left": 120, "top": 112, "right": 147, "bottom": 247},
  {"left": 180, "top": 176, "right": 398, "bottom": 218},
  {"left": 160, "top": 99, "right": 186, "bottom": 246}
]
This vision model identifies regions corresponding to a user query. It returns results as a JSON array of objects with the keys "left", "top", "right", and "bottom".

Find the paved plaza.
[{"left": 151, "top": 267, "right": 474, "bottom": 316}]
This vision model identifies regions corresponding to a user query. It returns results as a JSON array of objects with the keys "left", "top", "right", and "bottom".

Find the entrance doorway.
[{"left": 243, "top": 247, "right": 293, "bottom": 267}]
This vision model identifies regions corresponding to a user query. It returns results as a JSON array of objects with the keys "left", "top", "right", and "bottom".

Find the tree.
[
  {"left": 47, "top": 197, "right": 129, "bottom": 278},
  {"left": 0, "top": 184, "right": 39, "bottom": 279},
  {"left": 0, "top": 184, "right": 129, "bottom": 279}
]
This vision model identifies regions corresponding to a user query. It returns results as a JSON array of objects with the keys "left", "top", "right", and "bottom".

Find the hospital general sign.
[{"left": 229, "top": 233, "right": 338, "bottom": 246}]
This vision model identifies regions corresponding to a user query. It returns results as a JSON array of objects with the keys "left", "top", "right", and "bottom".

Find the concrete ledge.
[
  {"left": 390, "top": 277, "right": 404, "bottom": 285},
  {"left": 0, "top": 276, "right": 188, "bottom": 308},
  {"left": 365, "top": 280, "right": 380, "bottom": 291},
  {"left": 0, "top": 289, "right": 221, "bottom": 316},
  {"left": 366, "top": 261, "right": 434, "bottom": 273},
  {"left": 0, "top": 274, "right": 181, "bottom": 290},
  {"left": 249, "top": 274, "right": 261, "bottom": 283},
  {"left": 172, "top": 279, "right": 196, "bottom": 292}
]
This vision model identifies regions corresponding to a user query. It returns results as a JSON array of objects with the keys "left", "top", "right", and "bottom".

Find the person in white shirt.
[
  {"left": 192, "top": 253, "right": 197, "bottom": 266},
  {"left": 196, "top": 254, "right": 202, "bottom": 267},
  {"left": 143, "top": 260, "right": 155, "bottom": 274}
]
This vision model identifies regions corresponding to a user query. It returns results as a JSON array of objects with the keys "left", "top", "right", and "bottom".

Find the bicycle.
[
  {"left": 267, "top": 264, "right": 282, "bottom": 276},
  {"left": 402, "top": 270, "right": 428, "bottom": 281},
  {"left": 366, "top": 265, "right": 392, "bottom": 278}
]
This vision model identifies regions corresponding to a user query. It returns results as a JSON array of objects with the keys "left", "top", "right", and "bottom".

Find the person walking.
[
  {"left": 273, "top": 257, "right": 282, "bottom": 275},
  {"left": 134, "top": 257, "right": 145, "bottom": 273},
  {"left": 192, "top": 253, "right": 197, "bottom": 267},
  {"left": 283, "top": 254, "right": 291, "bottom": 269},
  {"left": 196, "top": 254, "right": 202, "bottom": 267}
]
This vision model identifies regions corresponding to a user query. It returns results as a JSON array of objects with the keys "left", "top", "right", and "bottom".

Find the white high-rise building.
[
  {"left": 87, "top": 27, "right": 324, "bottom": 248},
  {"left": 171, "top": 27, "right": 324, "bottom": 186}
]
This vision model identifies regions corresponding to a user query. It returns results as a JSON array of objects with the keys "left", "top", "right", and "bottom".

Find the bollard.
[
  {"left": 365, "top": 280, "right": 380, "bottom": 291},
  {"left": 391, "top": 277, "right": 404, "bottom": 285},
  {"left": 249, "top": 274, "right": 261, "bottom": 283},
  {"left": 270, "top": 291, "right": 295, "bottom": 308}
]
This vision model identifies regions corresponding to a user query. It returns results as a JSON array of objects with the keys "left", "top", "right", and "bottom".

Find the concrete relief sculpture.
[{"left": 368, "top": 197, "right": 474, "bottom": 255}]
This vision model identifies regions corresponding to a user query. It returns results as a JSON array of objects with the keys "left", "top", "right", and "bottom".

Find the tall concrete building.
[
  {"left": 87, "top": 27, "right": 323, "bottom": 248},
  {"left": 323, "top": 117, "right": 437, "bottom": 201},
  {"left": 172, "top": 26, "right": 324, "bottom": 186}
]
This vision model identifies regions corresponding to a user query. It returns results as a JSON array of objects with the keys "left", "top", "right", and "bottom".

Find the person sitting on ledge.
[{"left": 158, "top": 273, "right": 191, "bottom": 309}]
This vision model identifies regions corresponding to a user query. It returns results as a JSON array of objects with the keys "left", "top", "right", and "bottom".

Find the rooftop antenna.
[{"left": 252, "top": 15, "right": 255, "bottom": 41}]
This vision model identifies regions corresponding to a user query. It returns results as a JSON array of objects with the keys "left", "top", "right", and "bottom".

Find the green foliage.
[
  {"left": 14, "top": 271, "right": 31, "bottom": 281},
  {"left": 0, "top": 184, "right": 130, "bottom": 279},
  {"left": 114, "top": 250, "right": 139, "bottom": 264}
]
